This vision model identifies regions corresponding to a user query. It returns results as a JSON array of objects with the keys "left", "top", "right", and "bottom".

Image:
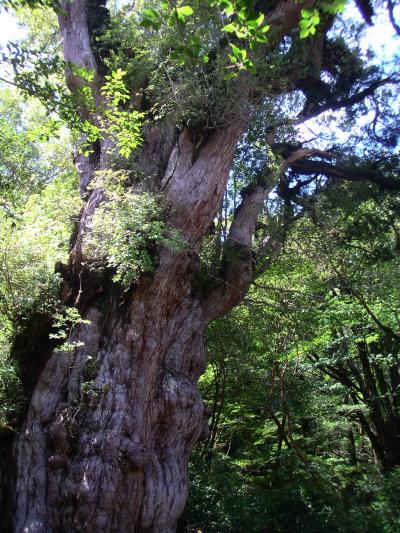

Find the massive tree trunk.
[
  {"left": 4, "top": 1, "right": 310, "bottom": 531},
  {"left": 12, "top": 121, "right": 244, "bottom": 531},
  {"left": 0, "top": 0, "right": 396, "bottom": 528}
]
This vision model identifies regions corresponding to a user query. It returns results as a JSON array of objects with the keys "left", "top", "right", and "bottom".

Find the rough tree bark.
[
  {"left": 13, "top": 124, "right": 243, "bottom": 533},
  {"left": 5, "top": 1, "right": 313, "bottom": 531}
]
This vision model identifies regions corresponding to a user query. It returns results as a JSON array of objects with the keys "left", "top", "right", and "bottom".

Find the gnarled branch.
[
  {"left": 290, "top": 158, "right": 400, "bottom": 191},
  {"left": 298, "top": 76, "right": 400, "bottom": 123}
]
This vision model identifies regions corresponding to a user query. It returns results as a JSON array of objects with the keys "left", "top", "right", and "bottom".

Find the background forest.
[{"left": 0, "top": 0, "right": 400, "bottom": 531}]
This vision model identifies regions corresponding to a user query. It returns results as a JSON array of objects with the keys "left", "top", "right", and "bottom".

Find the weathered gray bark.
[{"left": 8, "top": 1, "right": 312, "bottom": 531}]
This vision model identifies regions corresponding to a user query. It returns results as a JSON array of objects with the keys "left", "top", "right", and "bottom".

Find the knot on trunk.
[
  {"left": 158, "top": 373, "right": 204, "bottom": 445},
  {"left": 161, "top": 373, "right": 198, "bottom": 411},
  {"left": 118, "top": 438, "right": 149, "bottom": 472}
]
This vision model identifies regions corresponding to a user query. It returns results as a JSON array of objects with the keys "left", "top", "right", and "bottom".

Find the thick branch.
[
  {"left": 203, "top": 180, "right": 272, "bottom": 322},
  {"left": 57, "top": 0, "right": 109, "bottom": 195},
  {"left": 203, "top": 143, "right": 332, "bottom": 322},
  {"left": 58, "top": 0, "right": 103, "bottom": 100},
  {"left": 298, "top": 77, "right": 400, "bottom": 122},
  {"left": 388, "top": 0, "right": 400, "bottom": 36},
  {"left": 163, "top": 124, "right": 246, "bottom": 248},
  {"left": 280, "top": 148, "right": 335, "bottom": 173},
  {"left": 290, "top": 159, "right": 400, "bottom": 191},
  {"left": 265, "top": 0, "right": 315, "bottom": 41}
]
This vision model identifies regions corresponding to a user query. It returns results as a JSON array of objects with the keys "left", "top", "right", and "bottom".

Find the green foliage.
[
  {"left": 101, "top": 3, "right": 262, "bottom": 129},
  {"left": 49, "top": 307, "right": 90, "bottom": 353},
  {"left": 185, "top": 177, "right": 400, "bottom": 531},
  {"left": 0, "top": 168, "right": 81, "bottom": 321},
  {"left": 186, "top": 451, "right": 400, "bottom": 532},
  {"left": 134, "top": 0, "right": 347, "bottom": 80},
  {"left": 83, "top": 170, "right": 184, "bottom": 287},
  {"left": 140, "top": 3, "right": 194, "bottom": 30},
  {"left": 0, "top": 88, "right": 51, "bottom": 210},
  {"left": 2, "top": 26, "right": 143, "bottom": 158},
  {"left": 138, "top": 0, "right": 266, "bottom": 76},
  {"left": 72, "top": 67, "right": 145, "bottom": 158},
  {"left": 0, "top": 90, "right": 81, "bottom": 323},
  {"left": 220, "top": 2, "right": 269, "bottom": 37},
  {"left": 299, "top": 8, "right": 321, "bottom": 38},
  {"left": 2, "top": 42, "right": 79, "bottom": 134},
  {"left": 0, "top": 341, "right": 23, "bottom": 431},
  {"left": 0, "top": 88, "right": 81, "bottom": 431},
  {"left": 299, "top": 0, "right": 346, "bottom": 38},
  {"left": 100, "top": 69, "right": 144, "bottom": 158},
  {"left": 370, "top": 468, "right": 400, "bottom": 532}
]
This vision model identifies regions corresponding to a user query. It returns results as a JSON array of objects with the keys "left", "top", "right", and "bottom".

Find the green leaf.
[
  {"left": 222, "top": 23, "right": 236, "bottom": 32},
  {"left": 113, "top": 69, "right": 126, "bottom": 80},
  {"left": 143, "top": 8, "right": 159, "bottom": 20},
  {"left": 247, "top": 13, "right": 264, "bottom": 28},
  {"left": 312, "top": 12, "right": 320, "bottom": 24},
  {"left": 224, "top": 71, "right": 237, "bottom": 80},
  {"left": 256, "top": 34, "right": 267, "bottom": 43},
  {"left": 230, "top": 43, "right": 241, "bottom": 58},
  {"left": 244, "top": 59, "right": 256, "bottom": 73},
  {"left": 176, "top": 5, "right": 194, "bottom": 17},
  {"left": 140, "top": 8, "right": 161, "bottom": 29},
  {"left": 301, "top": 8, "right": 312, "bottom": 18},
  {"left": 299, "top": 19, "right": 312, "bottom": 29},
  {"left": 220, "top": 0, "right": 235, "bottom": 16}
]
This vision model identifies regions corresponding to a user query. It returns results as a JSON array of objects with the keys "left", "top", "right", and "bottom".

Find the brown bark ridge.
[{"left": 9, "top": 1, "right": 312, "bottom": 531}]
